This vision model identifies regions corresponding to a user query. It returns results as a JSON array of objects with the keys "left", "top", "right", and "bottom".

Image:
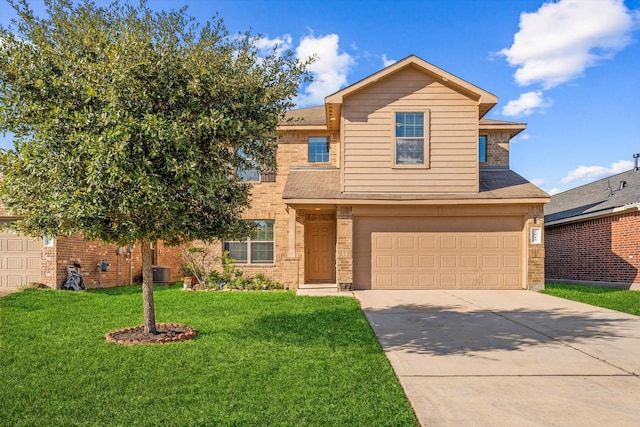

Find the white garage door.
[
  {"left": 353, "top": 216, "right": 525, "bottom": 290},
  {"left": 0, "top": 231, "right": 42, "bottom": 292}
]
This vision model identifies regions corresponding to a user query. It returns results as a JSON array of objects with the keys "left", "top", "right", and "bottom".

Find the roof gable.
[{"left": 323, "top": 55, "right": 497, "bottom": 130}]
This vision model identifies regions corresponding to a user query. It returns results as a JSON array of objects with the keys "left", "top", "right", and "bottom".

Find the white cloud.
[
  {"left": 530, "top": 178, "right": 545, "bottom": 187},
  {"left": 381, "top": 54, "right": 396, "bottom": 67},
  {"left": 560, "top": 159, "right": 634, "bottom": 184},
  {"left": 502, "top": 91, "right": 552, "bottom": 117},
  {"left": 512, "top": 133, "right": 531, "bottom": 143},
  {"left": 295, "top": 33, "right": 354, "bottom": 107},
  {"left": 548, "top": 187, "right": 562, "bottom": 196},
  {"left": 499, "top": 0, "right": 637, "bottom": 89},
  {"left": 255, "top": 34, "right": 293, "bottom": 57}
]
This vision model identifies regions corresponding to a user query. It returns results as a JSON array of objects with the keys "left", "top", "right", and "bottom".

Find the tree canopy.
[
  {"left": 0, "top": 0, "right": 309, "bottom": 333},
  {"left": 0, "top": 0, "right": 308, "bottom": 245}
]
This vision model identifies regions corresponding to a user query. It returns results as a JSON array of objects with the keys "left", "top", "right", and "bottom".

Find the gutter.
[{"left": 545, "top": 202, "right": 640, "bottom": 227}]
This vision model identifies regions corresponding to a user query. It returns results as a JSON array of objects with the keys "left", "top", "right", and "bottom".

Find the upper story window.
[
  {"left": 395, "top": 112, "right": 426, "bottom": 166},
  {"left": 223, "top": 220, "right": 274, "bottom": 264},
  {"left": 479, "top": 135, "right": 487, "bottom": 163},
  {"left": 237, "top": 149, "right": 276, "bottom": 182},
  {"left": 308, "top": 136, "right": 330, "bottom": 163}
]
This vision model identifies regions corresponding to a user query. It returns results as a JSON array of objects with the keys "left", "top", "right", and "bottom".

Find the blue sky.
[{"left": 1, "top": 0, "right": 639, "bottom": 195}]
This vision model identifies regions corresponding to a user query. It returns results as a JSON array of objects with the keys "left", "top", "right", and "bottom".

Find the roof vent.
[
  {"left": 619, "top": 180, "right": 627, "bottom": 191},
  {"left": 634, "top": 153, "right": 640, "bottom": 171}
]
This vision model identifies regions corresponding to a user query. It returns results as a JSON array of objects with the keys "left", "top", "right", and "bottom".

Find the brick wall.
[
  {"left": 336, "top": 206, "right": 353, "bottom": 289},
  {"left": 545, "top": 211, "right": 640, "bottom": 285},
  {"left": 527, "top": 205, "right": 546, "bottom": 289},
  {"left": 52, "top": 234, "right": 143, "bottom": 289},
  {"left": 156, "top": 241, "right": 188, "bottom": 282},
  {"left": 485, "top": 131, "right": 510, "bottom": 167}
]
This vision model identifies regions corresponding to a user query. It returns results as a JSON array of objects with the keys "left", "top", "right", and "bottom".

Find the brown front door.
[{"left": 305, "top": 220, "right": 336, "bottom": 283}]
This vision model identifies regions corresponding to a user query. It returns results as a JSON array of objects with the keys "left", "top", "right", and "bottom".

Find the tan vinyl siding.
[{"left": 342, "top": 66, "right": 479, "bottom": 193}]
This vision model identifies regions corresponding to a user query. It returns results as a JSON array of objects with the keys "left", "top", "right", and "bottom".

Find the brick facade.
[
  {"left": 485, "top": 132, "right": 510, "bottom": 167},
  {"left": 336, "top": 206, "right": 353, "bottom": 290},
  {"left": 526, "top": 205, "right": 545, "bottom": 289},
  {"left": 545, "top": 211, "right": 640, "bottom": 285},
  {"left": 42, "top": 235, "right": 183, "bottom": 289}
]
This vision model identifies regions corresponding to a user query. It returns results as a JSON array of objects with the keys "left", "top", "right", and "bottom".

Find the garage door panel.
[
  {"left": 483, "top": 236, "right": 500, "bottom": 249},
  {"left": 0, "top": 232, "right": 42, "bottom": 290},
  {"left": 397, "top": 255, "right": 415, "bottom": 268},
  {"left": 440, "top": 255, "right": 457, "bottom": 268},
  {"left": 461, "top": 236, "right": 478, "bottom": 249},
  {"left": 375, "top": 255, "right": 393, "bottom": 268},
  {"left": 397, "top": 236, "right": 415, "bottom": 249},
  {"left": 375, "top": 236, "right": 393, "bottom": 250},
  {"left": 419, "top": 255, "right": 434, "bottom": 268},
  {"left": 504, "top": 274, "right": 521, "bottom": 288},
  {"left": 8, "top": 239, "right": 25, "bottom": 251},
  {"left": 369, "top": 228, "right": 523, "bottom": 290},
  {"left": 440, "top": 274, "right": 457, "bottom": 288},
  {"left": 503, "top": 236, "right": 520, "bottom": 249},
  {"left": 483, "top": 255, "right": 499, "bottom": 268},
  {"left": 418, "top": 274, "right": 435, "bottom": 287},
  {"left": 441, "top": 237, "right": 456, "bottom": 249},
  {"left": 419, "top": 237, "right": 436, "bottom": 249},
  {"left": 398, "top": 273, "right": 417, "bottom": 287},
  {"left": 504, "top": 255, "right": 520, "bottom": 268},
  {"left": 461, "top": 274, "right": 478, "bottom": 288},
  {"left": 461, "top": 255, "right": 477, "bottom": 268},
  {"left": 482, "top": 274, "right": 500, "bottom": 287}
]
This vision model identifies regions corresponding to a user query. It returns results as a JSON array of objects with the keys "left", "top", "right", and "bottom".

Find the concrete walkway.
[{"left": 355, "top": 290, "right": 640, "bottom": 427}]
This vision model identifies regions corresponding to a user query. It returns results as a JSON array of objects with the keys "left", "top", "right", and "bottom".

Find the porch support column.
[
  {"left": 336, "top": 206, "right": 353, "bottom": 291},
  {"left": 287, "top": 206, "right": 296, "bottom": 258}
]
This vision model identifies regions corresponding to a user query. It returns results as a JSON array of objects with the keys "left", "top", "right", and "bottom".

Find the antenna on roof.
[{"left": 634, "top": 153, "right": 640, "bottom": 171}]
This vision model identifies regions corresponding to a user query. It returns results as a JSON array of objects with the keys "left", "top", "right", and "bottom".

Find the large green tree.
[{"left": 0, "top": 0, "right": 309, "bottom": 334}]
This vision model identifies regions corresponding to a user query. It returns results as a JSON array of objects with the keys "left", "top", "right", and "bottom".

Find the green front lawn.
[
  {"left": 0, "top": 285, "right": 417, "bottom": 426},
  {"left": 542, "top": 283, "right": 640, "bottom": 316}
]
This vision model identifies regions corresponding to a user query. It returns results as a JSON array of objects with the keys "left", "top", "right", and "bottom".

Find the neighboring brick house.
[
  {"left": 211, "top": 55, "right": 550, "bottom": 290},
  {"left": 544, "top": 160, "right": 640, "bottom": 288},
  {"left": 0, "top": 200, "right": 183, "bottom": 293}
]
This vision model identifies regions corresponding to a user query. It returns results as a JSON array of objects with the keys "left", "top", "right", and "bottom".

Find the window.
[
  {"left": 479, "top": 135, "right": 487, "bottom": 163},
  {"left": 395, "top": 112, "right": 424, "bottom": 165},
  {"left": 237, "top": 149, "right": 260, "bottom": 182},
  {"left": 238, "top": 165, "right": 260, "bottom": 182},
  {"left": 308, "top": 136, "right": 330, "bottom": 163},
  {"left": 223, "top": 220, "right": 274, "bottom": 264}
]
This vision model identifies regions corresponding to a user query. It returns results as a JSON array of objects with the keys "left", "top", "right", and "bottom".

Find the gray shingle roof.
[
  {"left": 283, "top": 168, "right": 548, "bottom": 201},
  {"left": 544, "top": 169, "right": 640, "bottom": 223},
  {"left": 282, "top": 106, "right": 326, "bottom": 126}
]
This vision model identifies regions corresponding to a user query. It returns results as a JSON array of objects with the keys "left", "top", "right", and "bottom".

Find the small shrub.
[{"left": 180, "top": 246, "right": 219, "bottom": 287}]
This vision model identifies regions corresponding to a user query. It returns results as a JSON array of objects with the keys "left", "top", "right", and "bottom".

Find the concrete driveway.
[{"left": 355, "top": 290, "right": 640, "bottom": 427}]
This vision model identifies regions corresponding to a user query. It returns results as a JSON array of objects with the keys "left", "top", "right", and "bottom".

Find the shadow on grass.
[
  {"left": 359, "top": 303, "right": 640, "bottom": 356},
  {"left": 215, "top": 305, "right": 374, "bottom": 349}
]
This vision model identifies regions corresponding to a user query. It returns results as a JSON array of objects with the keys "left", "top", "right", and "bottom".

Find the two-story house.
[{"left": 220, "top": 55, "right": 550, "bottom": 291}]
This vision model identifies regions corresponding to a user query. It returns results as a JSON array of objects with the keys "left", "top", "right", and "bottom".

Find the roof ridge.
[{"left": 553, "top": 169, "right": 635, "bottom": 196}]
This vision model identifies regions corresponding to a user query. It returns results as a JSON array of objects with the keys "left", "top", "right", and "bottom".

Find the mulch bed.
[{"left": 105, "top": 323, "right": 196, "bottom": 345}]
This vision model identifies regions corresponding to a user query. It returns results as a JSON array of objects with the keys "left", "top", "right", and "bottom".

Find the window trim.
[
  {"left": 223, "top": 220, "right": 275, "bottom": 265},
  {"left": 479, "top": 134, "right": 488, "bottom": 164},
  {"left": 307, "top": 136, "right": 331, "bottom": 164},
  {"left": 391, "top": 110, "right": 430, "bottom": 169}
]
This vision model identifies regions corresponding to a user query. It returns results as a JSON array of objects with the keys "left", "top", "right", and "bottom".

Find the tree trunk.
[{"left": 141, "top": 240, "right": 157, "bottom": 335}]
